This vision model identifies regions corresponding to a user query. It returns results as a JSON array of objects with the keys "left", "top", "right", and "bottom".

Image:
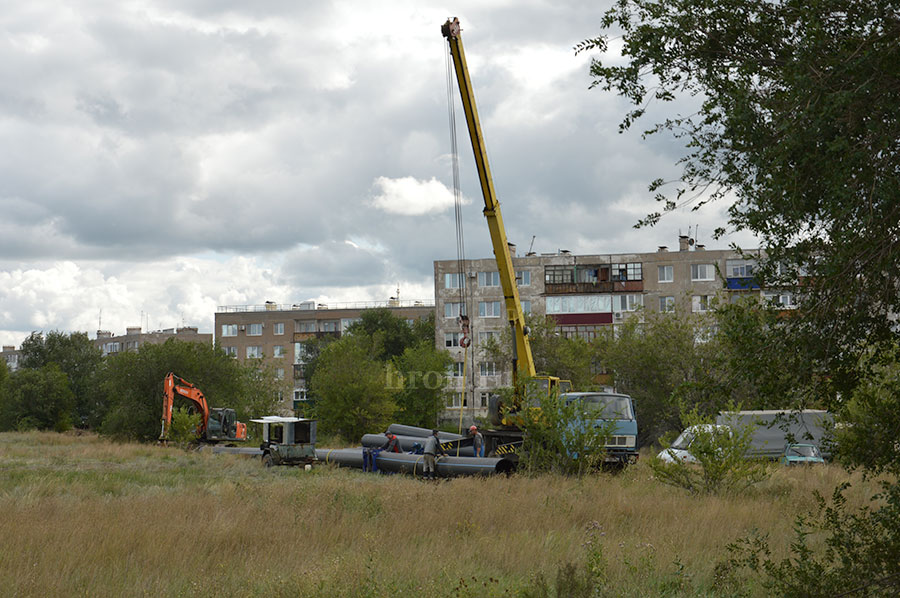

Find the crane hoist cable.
[{"left": 446, "top": 38, "right": 471, "bottom": 429}]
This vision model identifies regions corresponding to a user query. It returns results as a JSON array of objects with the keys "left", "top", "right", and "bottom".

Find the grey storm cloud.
[{"left": 0, "top": 0, "right": 754, "bottom": 346}]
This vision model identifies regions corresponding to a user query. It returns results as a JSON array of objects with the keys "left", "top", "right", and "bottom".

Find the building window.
[
  {"left": 516, "top": 270, "right": 531, "bottom": 286},
  {"left": 445, "top": 273, "right": 466, "bottom": 289},
  {"left": 321, "top": 321, "right": 339, "bottom": 332},
  {"left": 273, "top": 345, "right": 284, "bottom": 358},
  {"left": 295, "top": 320, "right": 316, "bottom": 333},
  {"left": 545, "top": 265, "right": 574, "bottom": 284},
  {"left": 478, "top": 331, "right": 499, "bottom": 344},
  {"left": 449, "top": 392, "right": 463, "bottom": 408},
  {"left": 546, "top": 295, "right": 612, "bottom": 314},
  {"left": 521, "top": 300, "right": 531, "bottom": 314},
  {"left": 478, "top": 271, "right": 500, "bottom": 287},
  {"left": 276, "top": 368, "right": 285, "bottom": 380},
  {"left": 447, "top": 362, "right": 465, "bottom": 377},
  {"left": 479, "top": 362, "right": 499, "bottom": 376},
  {"left": 659, "top": 296, "right": 675, "bottom": 313},
  {"left": 612, "top": 263, "right": 642, "bottom": 281},
  {"left": 658, "top": 265, "right": 673, "bottom": 283},
  {"left": 444, "top": 302, "right": 467, "bottom": 318},
  {"left": 445, "top": 332, "right": 462, "bottom": 348},
  {"left": 274, "top": 322, "right": 284, "bottom": 335},
  {"left": 294, "top": 342, "right": 311, "bottom": 364},
  {"left": 692, "top": 295, "right": 711, "bottom": 312},
  {"left": 221, "top": 324, "right": 237, "bottom": 337},
  {"left": 246, "top": 346, "right": 263, "bottom": 358},
  {"left": 558, "top": 325, "right": 603, "bottom": 340},
  {"left": 691, "top": 264, "right": 715, "bottom": 281},
  {"left": 479, "top": 301, "right": 502, "bottom": 318},
  {"left": 247, "top": 323, "right": 263, "bottom": 336},
  {"left": 613, "top": 294, "right": 643, "bottom": 312},
  {"left": 223, "top": 346, "right": 237, "bottom": 357},
  {"left": 726, "top": 259, "right": 756, "bottom": 278},
  {"left": 479, "top": 392, "right": 489, "bottom": 408},
  {"left": 764, "top": 291, "right": 797, "bottom": 308}
]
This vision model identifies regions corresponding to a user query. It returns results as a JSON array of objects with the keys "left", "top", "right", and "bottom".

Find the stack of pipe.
[{"left": 315, "top": 448, "right": 514, "bottom": 476}]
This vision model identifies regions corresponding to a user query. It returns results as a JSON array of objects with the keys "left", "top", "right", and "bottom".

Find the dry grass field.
[{"left": 0, "top": 431, "right": 874, "bottom": 597}]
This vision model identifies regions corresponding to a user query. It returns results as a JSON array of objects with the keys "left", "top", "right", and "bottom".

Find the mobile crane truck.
[
  {"left": 441, "top": 18, "right": 638, "bottom": 465},
  {"left": 159, "top": 372, "right": 247, "bottom": 443}
]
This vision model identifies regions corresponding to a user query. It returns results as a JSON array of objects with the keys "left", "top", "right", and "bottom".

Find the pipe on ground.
[
  {"left": 386, "top": 424, "right": 462, "bottom": 441},
  {"left": 361, "top": 433, "right": 476, "bottom": 457},
  {"left": 315, "top": 448, "right": 515, "bottom": 476}
]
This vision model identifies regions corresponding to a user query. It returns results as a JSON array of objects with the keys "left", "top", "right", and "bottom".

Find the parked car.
[{"left": 781, "top": 443, "right": 825, "bottom": 466}]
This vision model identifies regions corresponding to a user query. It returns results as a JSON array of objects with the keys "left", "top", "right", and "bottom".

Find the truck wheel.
[{"left": 262, "top": 454, "right": 274, "bottom": 468}]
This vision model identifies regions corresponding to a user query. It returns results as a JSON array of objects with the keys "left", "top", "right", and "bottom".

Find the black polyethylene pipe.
[
  {"left": 361, "top": 433, "right": 475, "bottom": 457},
  {"left": 386, "top": 424, "right": 462, "bottom": 441},
  {"left": 315, "top": 448, "right": 514, "bottom": 476}
]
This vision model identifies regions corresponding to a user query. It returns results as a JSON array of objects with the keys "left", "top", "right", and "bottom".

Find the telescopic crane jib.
[{"left": 442, "top": 17, "right": 564, "bottom": 427}]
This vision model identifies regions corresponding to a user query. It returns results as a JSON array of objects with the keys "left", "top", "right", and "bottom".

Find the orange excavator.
[{"left": 159, "top": 372, "right": 247, "bottom": 443}]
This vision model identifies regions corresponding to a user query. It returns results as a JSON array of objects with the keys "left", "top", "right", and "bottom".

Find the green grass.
[{"left": 0, "top": 431, "right": 874, "bottom": 597}]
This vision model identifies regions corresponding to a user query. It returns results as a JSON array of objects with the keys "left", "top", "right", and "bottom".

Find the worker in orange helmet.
[{"left": 469, "top": 425, "right": 484, "bottom": 458}]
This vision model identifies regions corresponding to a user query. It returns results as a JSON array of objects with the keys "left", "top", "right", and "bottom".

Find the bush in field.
[
  {"left": 516, "top": 384, "right": 614, "bottom": 476},
  {"left": 650, "top": 409, "right": 769, "bottom": 495},
  {"left": 169, "top": 407, "right": 202, "bottom": 446},
  {"left": 717, "top": 482, "right": 900, "bottom": 597}
]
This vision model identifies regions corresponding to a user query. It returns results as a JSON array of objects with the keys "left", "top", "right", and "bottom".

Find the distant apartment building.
[
  {"left": 2, "top": 345, "right": 20, "bottom": 372},
  {"left": 434, "top": 235, "right": 773, "bottom": 419},
  {"left": 94, "top": 327, "right": 212, "bottom": 356},
  {"left": 214, "top": 300, "right": 435, "bottom": 412}
]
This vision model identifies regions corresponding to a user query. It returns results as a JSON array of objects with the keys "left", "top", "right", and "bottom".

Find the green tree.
[
  {"left": 579, "top": 0, "right": 900, "bottom": 387},
  {"left": 0, "top": 364, "right": 75, "bottom": 432},
  {"left": 393, "top": 341, "right": 452, "bottom": 428},
  {"left": 19, "top": 331, "right": 102, "bottom": 427},
  {"left": 311, "top": 334, "right": 398, "bottom": 441},
  {"left": 98, "top": 339, "right": 279, "bottom": 441},
  {"left": 596, "top": 310, "right": 739, "bottom": 445},
  {"left": 345, "top": 307, "right": 418, "bottom": 362}
]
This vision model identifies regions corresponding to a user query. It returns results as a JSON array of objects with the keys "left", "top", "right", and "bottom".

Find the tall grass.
[{"left": 0, "top": 432, "right": 870, "bottom": 597}]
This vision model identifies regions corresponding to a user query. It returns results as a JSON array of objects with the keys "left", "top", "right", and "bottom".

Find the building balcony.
[{"left": 544, "top": 280, "right": 643, "bottom": 294}]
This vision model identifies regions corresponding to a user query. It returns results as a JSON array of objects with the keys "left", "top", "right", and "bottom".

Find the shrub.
[{"left": 650, "top": 409, "right": 769, "bottom": 495}]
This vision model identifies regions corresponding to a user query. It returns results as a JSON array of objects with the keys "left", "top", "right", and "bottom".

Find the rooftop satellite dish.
[{"left": 689, "top": 238, "right": 695, "bottom": 246}]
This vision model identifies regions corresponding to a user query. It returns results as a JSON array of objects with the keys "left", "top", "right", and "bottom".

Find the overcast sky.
[{"left": 0, "top": 0, "right": 757, "bottom": 347}]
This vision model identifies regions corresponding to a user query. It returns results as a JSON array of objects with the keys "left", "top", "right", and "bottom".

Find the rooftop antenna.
[
  {"left": 98, "top": 308, "right": 102, "bottom": 330},
  {"left": 528, "top": 235, "right": 536, "bottom": 255}
]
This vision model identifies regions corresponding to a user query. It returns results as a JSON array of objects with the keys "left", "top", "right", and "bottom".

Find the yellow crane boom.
[{"left": 442, "top": 18, "right": 564, "bottom": 426}]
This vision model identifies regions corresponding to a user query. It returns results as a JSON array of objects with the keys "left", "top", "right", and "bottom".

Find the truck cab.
[{"left": 563, "top": 392, "right": 639, "bottom": 465}]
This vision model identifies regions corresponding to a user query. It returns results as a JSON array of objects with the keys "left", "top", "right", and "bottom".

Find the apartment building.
[
  {"left": 94, "top": 327, "right": 212, "bottom": 356},
  {"left": 214, "top": 300, "right": 434, "bottom": 412},
  {"left": 2, "top": 345, "right": 20, "bottom": 372},
  {"left": 434, "top": 235, "right": 768, "bottom": 419}
]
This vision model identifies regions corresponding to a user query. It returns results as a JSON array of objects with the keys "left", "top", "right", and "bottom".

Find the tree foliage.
[
  {"left": 393, "top": 340, "right": 452, "bottom": 428},
  {"left": 98, "top": 339, "right": 279, "bottom": 441},
  {"left": 580, "top": 0, "right": 900, "bottom": 383},
  {"left": 345, "top": 307, "right": 432, "bottom": 362},
  {"left": 19, "top": 331, "right": 102, "bottom": 426},
  {"left": 310, "top": 334, "right": 399, "bottom": 441},
  {"left": 0, "top": 364, "right": 75, "bottom": 432}
]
